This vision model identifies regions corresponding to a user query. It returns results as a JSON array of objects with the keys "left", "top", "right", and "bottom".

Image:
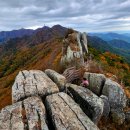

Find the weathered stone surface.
[
  {"left": 0, "top": 96, "right": 49, "bottom": 130},
  {"left": 125, "top": 111, "right": 130, "bottom": 123},
  {"left": 45, "top": 92, "right": 99, "bottom": 130},
  {"left": 77, "top": 32, "right": 88, "bottom": 55},
  {"left": 77, "top": 32, "right": 83, "bottom": 55},
  {"left": 12, "top": 70, "right": 59, "bottom": 103},
  {"left": 67, "top": 83, "right": 104, "bottom": 124},
  {"left": 23, "top": 96, "right": 49, "bottom": 130},
  {"left": 111, "top": 108, "right": 125, "bottom": 125},
  {"left": 0, "top": 102, "right": 24, "bottom": 130},
  {"left": 45, "top": 69, "right": 66, "bottom": 91},
  {"left": 102, "top": 78, "right": 126, "bottom": 109},
  {"left": 81, "top": 32, "right": 88, "bottom": 54},
  {"left": 61, "top": 31, "right": 88, "bottom": 65},
  {"left": 100, "top": 95, "right": 110, "bottom": 118},
  {"left": 84, "top": 72, "right": 106, "bottom": 95}
]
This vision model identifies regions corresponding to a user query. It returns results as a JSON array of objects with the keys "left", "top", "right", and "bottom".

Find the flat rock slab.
[
  {"left": 84, "top": 72, "right": 106, "bottom": 96},
  {"left": 12, "top": 70, "right": 59, "bottom": 103},
  {"left": 45, "top": 69, "right": 66, "bottom": 91},
  {"left": 67, "top": 83, "right": 104, "bottom": 123},
  {"left": 102, "top": 78, "right": 126, "bottom": 108},
  {"left": 0, "top": 96, "right": 49, "bottom": 130},
  {"left": 45, "top": 92, "right": 99, "bottom": 130}
]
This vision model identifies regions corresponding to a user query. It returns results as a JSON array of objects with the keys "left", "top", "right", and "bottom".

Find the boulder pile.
[{"left": 0, "top": 69, "right": 129, "bottom": 130}]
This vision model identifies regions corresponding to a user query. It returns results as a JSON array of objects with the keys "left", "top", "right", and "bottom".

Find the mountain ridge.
[
  {"left": 108, "top": 39, "right": 130, "bottom": 50},
  {"left": 89, "top": 32, "right": 130, "bottom": 43},
  {"left": 0, "top": 24, "right": 66, "bottom": 44},
  {"left": 0, "top": 25, "right": 130, "bottom": 112}
]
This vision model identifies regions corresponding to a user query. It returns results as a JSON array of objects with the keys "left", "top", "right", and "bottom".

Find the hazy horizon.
[{"left": 0, "top": 24, "right": 130, "bottom": 34}]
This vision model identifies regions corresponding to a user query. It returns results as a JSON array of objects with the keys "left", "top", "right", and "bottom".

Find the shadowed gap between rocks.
[
  {"left": 43, "top": 100, "right": 56, "bottom": 130},
  {"left": 99, "top": 79, "right": 106, "bottom": 96},
  {"left": 9, "top": 113, "right": 12, "bottom": 130},
  {"left": 36, "top": 110, "right": 42, "bottom": 130},
  {"left": 21, "top": 101, "right": 29, "bottom": 130},
  {"left": 67, "top": 87, "right": 94, "bottom": 121}
]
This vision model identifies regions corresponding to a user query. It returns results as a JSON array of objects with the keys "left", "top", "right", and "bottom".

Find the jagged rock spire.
[{"left": 61, "top": 30, "right": 88, "bottom": 65}]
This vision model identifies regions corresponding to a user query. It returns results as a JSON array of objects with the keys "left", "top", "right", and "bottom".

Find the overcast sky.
[{"left": 0, "top": 0, "right": 130, "bottom": 32}]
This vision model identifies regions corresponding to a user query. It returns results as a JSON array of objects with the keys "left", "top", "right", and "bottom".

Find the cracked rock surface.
[
  {"left": 1, "top": 69, "right": 128, "bottom": 130},
  {"left": 45, "top": 92, "right": 99, "bottom": 130},
  {"left": 0, "top": 96, "right": 49, "bottom": 130},
  {"left": 12, "top": 70, "right": 59, "bottom": 103},
  {"left": 67, "top": 83, "right": 104, "bottom": 124},
  {"left": 102, "top": 78, "right": 126, "bottom": 109}
]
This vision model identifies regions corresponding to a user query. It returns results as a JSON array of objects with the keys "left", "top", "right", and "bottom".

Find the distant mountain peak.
[
  {"left": 52, "top": 24, "right": 63, "bottom": 28},
  {"left": 0, "top": 24, "right": 67, "bottom": 44}
]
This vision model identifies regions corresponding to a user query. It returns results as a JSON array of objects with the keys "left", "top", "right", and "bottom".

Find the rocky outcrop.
[
  {"left": 45, "top": 69, "right": 66, "bottom": 91},
  {"left": 61, "top": 31, "right": 88, "bottom": 65},
  {"left": 12, "top": 70, "right": 59, "bottom": 103},
  {"left": 67, "top": 83, "right": 104, "bottom": 124},
  {"left": 0, "top": 96, "right": 49, "bottom": 130},
  {"left": 84, "top": 72, "right": 126, "bottom": 111},
  {"left": 84, "top": 72, "right": 106, "bottom": 96},
  {"left": 1, "top": 69, "right": 129, "bottom": 129},
  {"left": 79, "top": 32, "right": 89, "bottom": 54},
  {"left": 102, "top": 78, "right": 126, "bottom": 109},
  {"left": 45, "top": 92, "right": 99, "bottom": 130},
  {"left": 83, "top": 72, "right": 126, "bottom": 125}
]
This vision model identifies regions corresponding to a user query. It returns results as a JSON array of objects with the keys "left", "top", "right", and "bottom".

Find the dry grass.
[
  {"left": 85, "top": 60, "right": 103, "bottom": 73},
  {"left": 98, "top": 117, "right": 130, "bottom": 130}
]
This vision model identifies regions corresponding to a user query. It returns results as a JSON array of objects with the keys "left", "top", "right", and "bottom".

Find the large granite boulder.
[
  {"left": 12, "top": 70, "right": 59, "bottom": 103},
  {"left": 102, "top": 78, "right": 126, "bottom": 109},
  {"left": 100, "top": 95, "right": 110, "bottom": 118},
  {"left": 67, "top": 83, "right": 104, "bottom": 124},
  {"left": 0, "top": 96, "right": 49, "bottom": 130},
  {"left": 45, "top": 69, "right": 66, "bottom": 91},
  {"left": 111, "top": 108, "right": 125, "bottom": 125},
  {"left": 45, "top": 92, "right": 99, "bottom": 130},
  {"left": 84, "top": 72, "right": 106, "bottom": 96}
]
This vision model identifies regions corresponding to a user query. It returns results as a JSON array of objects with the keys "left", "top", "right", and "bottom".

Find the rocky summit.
[
  {"left": 0, "top": 29, "right": 130, "bottom": 130},
  {"left": 0, "top": 68, "right": 129, "bottom": 130}
]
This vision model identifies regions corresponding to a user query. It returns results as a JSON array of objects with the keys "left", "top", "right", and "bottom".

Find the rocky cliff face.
[
  {"left": 61, "top": 31, "right": 88, "bottom": 65},
  {"left": 0, "top": 69, "right": 129, "bottom": 130}
]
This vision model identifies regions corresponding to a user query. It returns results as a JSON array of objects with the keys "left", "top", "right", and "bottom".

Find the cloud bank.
[{"left": 0, "top": 0, "right": 130, "bottom": 32}]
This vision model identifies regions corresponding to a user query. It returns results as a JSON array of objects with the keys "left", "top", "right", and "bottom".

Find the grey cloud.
[{"left": 0, "top": 0, "right": 130, "bottom": 32}]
